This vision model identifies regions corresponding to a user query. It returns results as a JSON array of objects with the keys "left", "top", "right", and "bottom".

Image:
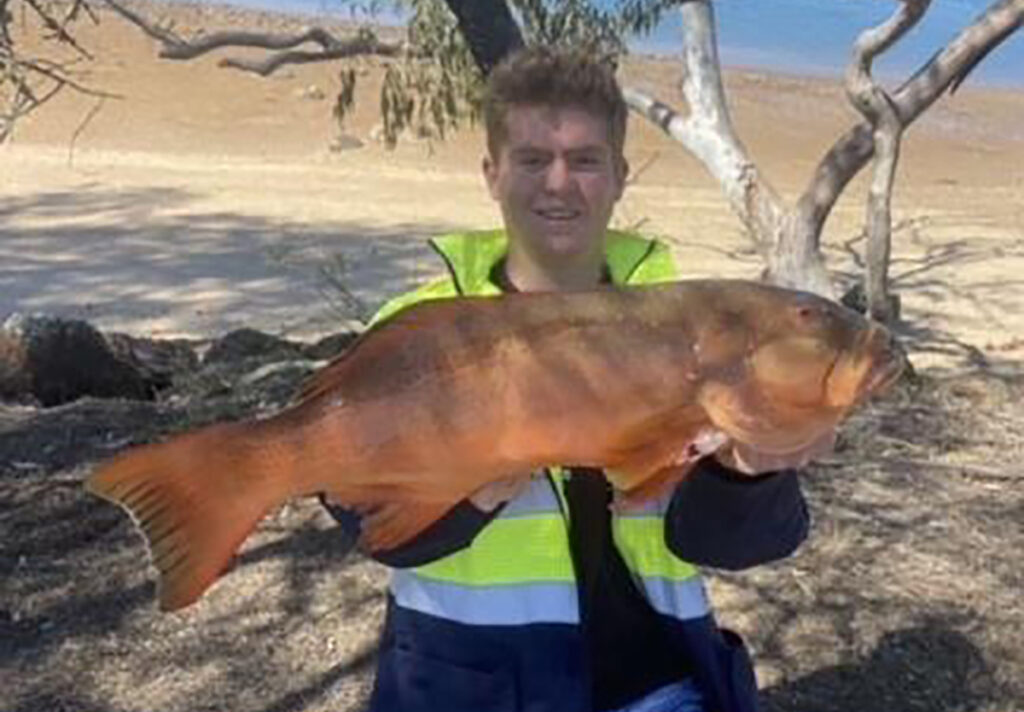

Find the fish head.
[{"left": 696, "top": 284, "right": 907, "bottom": 454}]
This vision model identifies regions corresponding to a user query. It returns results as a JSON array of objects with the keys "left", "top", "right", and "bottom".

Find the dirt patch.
[{"left": 717, "top": 365, "right": 1024, "bottom": 712}]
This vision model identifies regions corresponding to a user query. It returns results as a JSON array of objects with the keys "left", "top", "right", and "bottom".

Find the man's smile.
[{"left": 534, "top": 207, "right": 582, "bottom": 221}]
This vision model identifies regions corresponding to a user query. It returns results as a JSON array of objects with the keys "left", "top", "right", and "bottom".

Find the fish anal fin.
[{"left": 356, "top": 498, "right": 457, "bottom": 554}]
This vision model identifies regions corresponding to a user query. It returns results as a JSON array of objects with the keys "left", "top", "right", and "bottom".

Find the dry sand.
[
  {"left": 4, "top": 1, "right": 1023, "bottom": 371},
  {"left": 3, "top": 3, "right": 1024, "bottom": 712}
]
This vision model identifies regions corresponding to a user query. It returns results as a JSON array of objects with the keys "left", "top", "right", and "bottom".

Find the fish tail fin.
[{"left": 85, "top": 422, "right": 283, "bottom": 611}]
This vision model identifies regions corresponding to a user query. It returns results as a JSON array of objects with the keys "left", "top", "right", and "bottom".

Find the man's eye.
[
  {"left": 572, "top": 155, "right": 604, "bottom": 170},
  {"left": 518, "top": 155, "right": 547, "bottom": 169}
]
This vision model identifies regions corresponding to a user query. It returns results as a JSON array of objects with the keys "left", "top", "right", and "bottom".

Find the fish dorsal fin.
[{"left": 298, "top": 297, "right": 487, "bottom": 406}]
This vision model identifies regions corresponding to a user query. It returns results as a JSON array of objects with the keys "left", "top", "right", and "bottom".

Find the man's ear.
[
  {"left": 615, "top": 156, "right": 630, "bottom": 200},
  {"left": 482, "top": 153, "right": 500, "bottom": 200}
]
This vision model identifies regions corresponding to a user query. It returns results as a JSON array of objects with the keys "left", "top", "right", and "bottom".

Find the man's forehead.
[{"left": 502, "top": 104, "right": 612, "bottom": 147}]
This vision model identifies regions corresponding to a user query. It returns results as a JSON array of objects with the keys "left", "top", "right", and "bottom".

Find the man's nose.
[{"left": 544, "top": 158, "right": 572, "bottom": 193}]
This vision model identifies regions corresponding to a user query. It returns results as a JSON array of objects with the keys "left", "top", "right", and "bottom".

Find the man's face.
[{"left": 483, "top": 104, "right": 627, "bottom": 264}]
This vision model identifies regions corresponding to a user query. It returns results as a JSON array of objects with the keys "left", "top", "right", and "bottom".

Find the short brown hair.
[{"left": 483, "top": 46, "right": 627, "bottom": 159}]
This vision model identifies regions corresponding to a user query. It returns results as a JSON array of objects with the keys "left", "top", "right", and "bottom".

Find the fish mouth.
[
  {"left": 825, "top": 323, "right": 908, "bottom": 409},
  {"left": 859, "top": 326, "right": 909, "bottom": 398}
]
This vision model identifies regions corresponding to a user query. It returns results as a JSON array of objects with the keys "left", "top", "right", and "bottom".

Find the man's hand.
[
  {"left": 469, "top": 473, "right": 533, "bottom": 511},
  {"left": 714, "top": 429, "right": 836, "bottom": 476}
]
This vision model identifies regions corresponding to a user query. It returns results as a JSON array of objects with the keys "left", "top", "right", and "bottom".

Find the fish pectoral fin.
[
  {"left": 607, "top": 426, "right": 730, "bottom": 507},
  {"left": 357, "top": 499, "right": 457, "bottom": 554},
  {"left": 611, "top": 461, "right": 698, "bottom": 512}
]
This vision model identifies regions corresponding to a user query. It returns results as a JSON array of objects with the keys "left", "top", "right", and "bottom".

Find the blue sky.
[{"left": 196, "top": 0, "right": 1023, "bottom": 87}]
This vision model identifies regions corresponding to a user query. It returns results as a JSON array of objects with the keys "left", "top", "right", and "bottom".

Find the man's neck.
[{"left": 505, "top": 245, "right": 606, "bottom": 293}]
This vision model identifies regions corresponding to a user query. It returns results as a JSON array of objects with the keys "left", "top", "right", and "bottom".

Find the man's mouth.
[{"left": 534, "top": 208, "right": 581, "bottom": 221}]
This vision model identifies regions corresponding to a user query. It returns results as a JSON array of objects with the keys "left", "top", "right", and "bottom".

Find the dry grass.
[{"left": 713, "top": 365, "right": 1024, "bottom": 712}]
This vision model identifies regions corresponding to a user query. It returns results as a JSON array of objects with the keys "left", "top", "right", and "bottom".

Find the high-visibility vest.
[{"left": 375, "top": 229, "right": 711, "bottom": 627}]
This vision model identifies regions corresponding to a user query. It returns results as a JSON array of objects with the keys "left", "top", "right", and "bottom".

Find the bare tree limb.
[
  {"left": 67, "top": 94, "right": 105, "bottom": 167},
  {"left": 217, "top": 34, "right": 401, "bottom": 76},
  {"left": 98, "top": 0, "right": 178, "bottom": 45},
  {"left": 845, "top": 0, "right": 930, "bottom": 322},
  {"left": 24, "top": 0, "right": 92, "bottom": 58},
  {"left": 623, "top": 0, "right": 831, "bottom": 295},
  {"left": 1, "top": 0, "right": 120, "bottom": 144},
  {"left": 622, "top": 2, "right": 769, "bottom": 222},
  {"left": 19, "top": 55, "right": 114, "bottom": 98},
  {"left": 797, "top": 0, "right": 1023, "bottom": 244},
  {"left": 101, "top": 0, "right": 402, "bottom": 76}
]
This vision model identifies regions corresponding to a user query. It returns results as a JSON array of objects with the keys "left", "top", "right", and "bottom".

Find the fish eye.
[{"left": 795, "top": 304, "right": 819, "bottom": 321}]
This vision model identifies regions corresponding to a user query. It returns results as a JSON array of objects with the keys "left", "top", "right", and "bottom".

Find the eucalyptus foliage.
[{"left": 336, "top": 0, "right": 680, "bottom": 147}]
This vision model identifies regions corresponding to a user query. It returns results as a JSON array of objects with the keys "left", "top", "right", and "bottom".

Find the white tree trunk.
[
  {"left": 624, "top": 1, "right": 832, "bottom": 296},
  {"left": 624, "top": 0, "right": 1023, "bottom": 301},
  {"left": 845, "top": 0, "right": 930, "bottom": 322}
]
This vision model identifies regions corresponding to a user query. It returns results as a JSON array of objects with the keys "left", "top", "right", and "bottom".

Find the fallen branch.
[{"left": 101, "top": 0, "right": 402, "bottom": 76}]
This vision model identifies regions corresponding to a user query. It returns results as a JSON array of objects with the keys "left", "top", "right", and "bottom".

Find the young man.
[{"left": 325, "top": 46, "right": 826, "bottom": 712}]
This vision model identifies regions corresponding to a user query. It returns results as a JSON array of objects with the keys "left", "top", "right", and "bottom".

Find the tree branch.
[
  {"left": 101, "top": 0, "right": 402, "bottom": 76},
  {"left": 217, "top": 34, "right": 401, "bottom": 76},
  {"left": 623, "top": 1, "right": 786, "bottom": 252},
  {"left": 2, "top": 0, "right": 118, "bottom": 143},
  {"left": 797, "top": 0, "right": 1023, "bottom": 242},
  {"left": 623, "top": 1, "right": 835, "bottom": 294},
  {"left": 24, "top": 0, "right": 93, "bottom": 58},
  {"left": 845, "top": 0, "right": 930, "bottom": 322},
  {"left": 441, "top": 0, "right": 524, "bottom": 76}
]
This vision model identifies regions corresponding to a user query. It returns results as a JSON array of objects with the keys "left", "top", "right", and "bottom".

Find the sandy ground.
[
  {"left": 3, "top": 3, "right": 1024, "bottom": 712},
  {"left": 4, "top": 1, "right": 1023, "bottom": 370}
]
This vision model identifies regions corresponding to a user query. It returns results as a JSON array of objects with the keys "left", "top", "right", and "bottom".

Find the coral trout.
[{"left": 86, "top": 280, "right": 906, "bottom": 610}]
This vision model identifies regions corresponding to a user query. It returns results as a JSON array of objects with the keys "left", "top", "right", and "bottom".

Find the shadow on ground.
[
  {"left": 2, "top": 456, "right": 385, "bottom": 712},
  {"left": 830, "top": 216, "right": 1024, "bottom": 368},
  {"left": 762, "top": 621, "right": 1000, "bottom": 712},
  {"left": 3, "top": 192, "right": 1023, "bottom": 711},
  {"left": 0, "top": 186, "right": 459, "bottom": 335}
]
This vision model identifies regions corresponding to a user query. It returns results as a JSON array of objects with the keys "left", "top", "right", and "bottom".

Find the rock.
[
  {"left": 295, "top": 84, "right": 325, "bottom": 101},
  {"left": 202, "top": 328, "right": 304, "bottom": 367},
  {"left": 0, "top": 314, "right": 150, "bottom": 407},
  {"left": 301, "top": 332, "right": 358, "bottom": 361},
  {"left": 0, "top": 332, "right": 31, "bottom": 401},
  {"left": 238, "top": 360, "right": 322, "bottom": 388},
  {"left": 329, "top": 134, "right": 364, "bottom": 152},
  {"left": 105, "top": 332, "right": 200, "bottom": 392}
]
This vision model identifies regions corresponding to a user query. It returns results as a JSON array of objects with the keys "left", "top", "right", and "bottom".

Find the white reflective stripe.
[
  {"left": 640, "top": 575, "right": 711, "bottom": 621},
  {"left": 500, "top": 474, "right": 562, "bottom": 518},
  {"left": 391, "top": 570, "right": 580, "bottom": 625},
  {"left": 613, "top": 497, "right": 670, "bottom": 518}
]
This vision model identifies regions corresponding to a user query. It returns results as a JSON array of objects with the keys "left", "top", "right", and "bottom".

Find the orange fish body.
[{"left": 86, "top": 279, "right": 906, "bottom": 611}]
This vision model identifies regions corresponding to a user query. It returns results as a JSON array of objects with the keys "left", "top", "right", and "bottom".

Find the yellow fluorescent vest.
[{"left": 376, "top": 229, "right": 711, "bottom": 626}]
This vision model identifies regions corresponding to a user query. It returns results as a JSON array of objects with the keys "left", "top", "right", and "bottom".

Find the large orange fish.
[{"left": 86, "top": 279, "right": 906, "bottom": 611}]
